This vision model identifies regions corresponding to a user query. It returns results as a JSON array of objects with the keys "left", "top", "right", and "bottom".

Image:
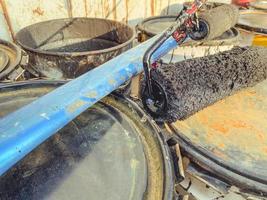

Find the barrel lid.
[
  {"left": 250, "top": 0, "right": 267, "bottom": 10},
  {"left": 0, "top": 81, "right": 173, "bottom": 200},
  {"left": 170, "top": 79, "right": 267, "bottom": 194},
  {"left": 237, "top": 10, "right": 267, "bottom": 35},
  {"left": 0, "top": 50, "right": 9, "bottom": 73},
  {"left": 137, "top": 15, "right": 177, "bottom": 37}
]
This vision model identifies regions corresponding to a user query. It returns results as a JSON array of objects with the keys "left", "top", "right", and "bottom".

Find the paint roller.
[
  {"left": 143, "top": 46, "right": 267, "bottom": 122},
  {"left": 142, "top": 4, "right": 246, "bottom": 121}
]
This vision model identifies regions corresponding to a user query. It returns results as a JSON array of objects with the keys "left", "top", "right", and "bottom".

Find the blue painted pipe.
[{"left": 0, "top": 35, "right": 188, "bottom": 176}]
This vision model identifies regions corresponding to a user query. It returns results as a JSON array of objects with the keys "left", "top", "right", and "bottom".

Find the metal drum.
[
  {"left": 0, "top": 39, "right": 25, "bottom": 81},
  {"left": 15, "top": 18, "right": 135, "bottom": 79},
  {"left": 237, "top": 10, "right": 267, "bottom": 46},
  {"left": 169, "top": 79, "right": 267, "bottom": 199},
  {"left": 0, "top": 81, "right": 176, "bottom": 200}
]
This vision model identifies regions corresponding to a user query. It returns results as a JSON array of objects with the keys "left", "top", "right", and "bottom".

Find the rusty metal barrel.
[
  {"left": 15, "top": 18, "right": 135, "bottom": 79},
  {"left": 169, "top": 78, "right": 267, "bottom": 198}
]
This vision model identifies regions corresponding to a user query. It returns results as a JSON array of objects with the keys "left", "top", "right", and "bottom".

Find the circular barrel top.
[
  {"left": 0, "top": 82, "right": 167, "bottom": 200},
  {"left": 171, "top": 79, "right": 267, "bottom": 193},
  {"left": 138, "top": 15, "right": 177, "bottom": 37}
]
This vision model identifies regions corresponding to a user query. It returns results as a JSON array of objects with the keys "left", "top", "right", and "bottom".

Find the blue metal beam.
[{"left": 0, "top": 35, "right": 185, "bottom": 176}]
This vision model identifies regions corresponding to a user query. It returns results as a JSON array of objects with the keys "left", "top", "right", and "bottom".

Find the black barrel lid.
[{"left": 171, "top": 79, "right": 267, "bottom": 195}]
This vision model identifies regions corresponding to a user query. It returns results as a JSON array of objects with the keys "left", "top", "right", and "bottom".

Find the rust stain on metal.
[
  {"left": 67, "top": 99, "right": 87, "bottom": 113},
  {"left": 150, "top": 0, "right": 155, "bottom": 16},
  {"left": 0, "top": 0, "right": 14, "bottom": 41},
  {"left": 218, "top": 143, "right": 225, "bottom": 148},
  {"left": 66, "top": 0, "right": 73, "bottom": 18},
  {"left": 212, "top": 149, "right": 228, "bottom": 160},
  {"left": 32, "top": 7, "right": 44, "bottom": 16},
  {"left": 172, "top": 79, "right": 267, "bottom": 171},
  {"left": 210, "top": 122, "right": 229, "bottom": 135}
]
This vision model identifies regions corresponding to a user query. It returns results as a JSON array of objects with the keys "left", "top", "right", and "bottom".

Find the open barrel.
[{"left": 15, "top": 18, "right": 135, "bottom": 79}]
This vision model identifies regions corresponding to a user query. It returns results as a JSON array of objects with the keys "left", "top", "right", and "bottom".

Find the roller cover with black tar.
[{"left": 151, "top": 46, "right": 267, "bottom": 122}]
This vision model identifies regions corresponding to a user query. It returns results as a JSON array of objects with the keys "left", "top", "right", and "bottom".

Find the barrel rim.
[
  {"left": 0, "top": 49, "right": 9, "bottom": 72},
  {"left": 237, "top": 10, "right": 267, "bottom": 35},
  {"left": 182, "top": 27, "right": 240, "bottom": 46},
  {"left": 0, "top": 80, "right": 177, "bottom": 200},
  {"left": 15, "top": 17, "right": 136, "bottom": 57},
  {"left": 0, "top": 39, "right": 22, "bottom": 80},
  {"left": 169, "top": 125, "right": 267, "bottom": 196},
  {"left": 136, "top": 15, "right": 178, "bottom": 37}
]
